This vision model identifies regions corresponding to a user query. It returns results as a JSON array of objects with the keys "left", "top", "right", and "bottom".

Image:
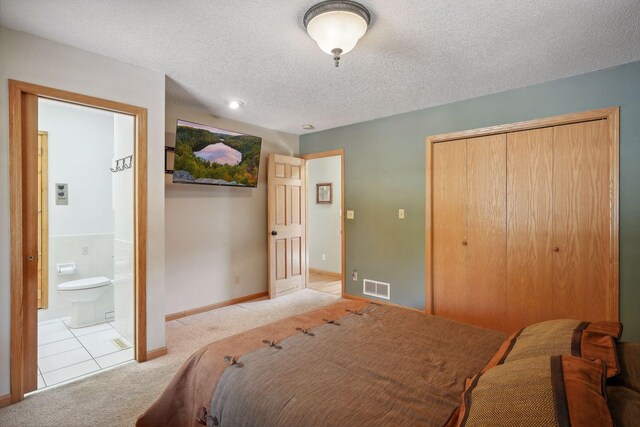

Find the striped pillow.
[
  {"left": 456, "top": 355, "right": 613, "bottom": 427},
  {"left": 482, "top": 319, "right": 622, "bottom": 378}
]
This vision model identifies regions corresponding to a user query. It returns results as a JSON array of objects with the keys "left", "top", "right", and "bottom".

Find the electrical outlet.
[
  {"left": 399, "top": 209, "right": 405, "bottom": 219},
  {"left": 346, "top": 210, "right": 355, "bottom": 219},
  {"left": 322, "top": 254, "right": 326, "bottom": 261},
  {"left": 82, "top": 247, "right": 89, "bottom": 255},
  {"left": 352, "top": 269, "right": 358, "bottom": 281},
  {"left": 234, "top": 275, "right": 240, "bottom": 284}
]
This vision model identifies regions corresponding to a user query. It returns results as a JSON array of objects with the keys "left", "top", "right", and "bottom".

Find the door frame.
[
  {"left": 425, "top": 107, "right": 619, "bottom": 316},
  {"left": 37, "top": 131, "right": 49, "bottom": 310},
  {"left": 301, "top": 149, "right": 345, "bottom": 297},
  {"left": 8, "top": 80, "right": 148, "bottom": 403}
]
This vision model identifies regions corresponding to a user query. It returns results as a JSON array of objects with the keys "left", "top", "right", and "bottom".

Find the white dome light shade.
[
  {"left": 306, "top": 11, "right": 368, "bottom": 56},
  {"left": 304, "top": 1, "right": 371, "bottom": 67}
]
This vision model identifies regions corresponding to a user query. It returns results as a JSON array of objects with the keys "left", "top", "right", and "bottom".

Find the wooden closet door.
[
  {"left": 552, "top": 120, "right": 611, "bottom": 321},
  {"left": 432, "top": 140, "right": 467, "bottom": 322},
  {"left": 506, "top": 128, "right": 554, "bottom": 331},
  {"left": 466, "top": 134, "right": 507, "bottom": 331}
]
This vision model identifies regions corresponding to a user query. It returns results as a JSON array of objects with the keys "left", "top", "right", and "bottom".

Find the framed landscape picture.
[{"left": 316, "top": 183, "right": 332, "bottom": 204}]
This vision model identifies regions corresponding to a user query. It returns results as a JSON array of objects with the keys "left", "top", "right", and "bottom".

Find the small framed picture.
[{"left": 316, "top": 183, "right": 332, "bottom": 204}]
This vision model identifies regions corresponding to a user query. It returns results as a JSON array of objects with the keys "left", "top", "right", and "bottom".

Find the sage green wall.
[{"left": 300, "top": 61, "right": 640, "bottom": 342}]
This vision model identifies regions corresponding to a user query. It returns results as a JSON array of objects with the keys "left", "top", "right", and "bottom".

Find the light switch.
[
  {"left": 399, "top": 209, "right": 405, "bottom": 219},
  {"left": 346, "top": 210, "right": 355, "bottom": 219}
]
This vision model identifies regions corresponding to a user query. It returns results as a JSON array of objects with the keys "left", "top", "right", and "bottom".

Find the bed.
[{"left": 137, "top": 300, "right": 639, "bottom": 427}]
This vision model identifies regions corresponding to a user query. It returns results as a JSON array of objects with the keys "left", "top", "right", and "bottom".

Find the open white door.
[{"left": 267, "top": 153, "right": 306, "bottom": 298}]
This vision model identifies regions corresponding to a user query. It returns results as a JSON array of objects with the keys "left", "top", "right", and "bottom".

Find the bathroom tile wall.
[
  {"left": 112, "top": 239, "right": 133, "bottom": 343},
  {"left": 39, "top": 234, "right": 115, "bottom": 322}
]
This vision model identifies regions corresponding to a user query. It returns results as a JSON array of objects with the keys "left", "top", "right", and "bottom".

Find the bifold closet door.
[
  {"left": 432, "top": 139, "right": 467, "bottom": 322},
  {"left": 552, "top": 120, "right": 611, "bottom": 321},
  {"left": 506, "top": 128, "right": 554, "bottom": 330},
  {"left": 432, "top": 135, "right": 507, "bottom": 330},
  {"left": 466, "top": 134, "right": 507, "bottom": 331}
]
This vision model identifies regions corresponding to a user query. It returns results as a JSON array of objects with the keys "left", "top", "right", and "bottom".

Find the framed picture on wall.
[{"left": 316, "top": 183, "right": 332, "bottom": 204}]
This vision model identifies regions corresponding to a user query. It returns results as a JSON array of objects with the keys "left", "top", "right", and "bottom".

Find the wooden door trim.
[
  {"left": 608, "top": 108, "right": 620, "bottom": 320},
  {"left": 37, "top": 131, "right": 49, "bottom": 310},
  {"left": 425, "top": 107, "right": 619, "bottom": 317},
  {"left": 8, "top": 80, "right": 148, "bottom": 404},
  {"left": 426, "top": 107, "right": 619, "bottom": 144},
  {"left": 301, "top": 149, "right": 345, "bottom": 297}
]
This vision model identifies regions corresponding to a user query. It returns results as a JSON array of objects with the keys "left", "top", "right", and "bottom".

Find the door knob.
[
  {"left": 462, "top": 240, "right": 468, "bottom": 246},
  {"left": 271, "top": 230, "right": 278, "bottom": 236},
  {"left": 553, "top": 246, "right": 560, "bottom": 252}
]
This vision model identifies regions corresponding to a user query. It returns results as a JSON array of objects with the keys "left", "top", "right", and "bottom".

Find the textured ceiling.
[{"left": 1, "top": 1, "right": 639, "bottom": 135}]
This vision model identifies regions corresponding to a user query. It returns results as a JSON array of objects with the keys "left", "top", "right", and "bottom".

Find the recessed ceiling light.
[
  {"left": 302, "top": 124, "right": 315, "bottom": 130},
  {"left": 227, "top": 99, "right": 244, "bottom": 110}
]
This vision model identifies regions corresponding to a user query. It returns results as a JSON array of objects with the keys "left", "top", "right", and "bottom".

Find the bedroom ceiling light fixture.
[
  {"left": 304, "top": 0, "right": 371, "bottom": 67},
  {"left": 302, "top": 124, "right": 315, "bottom": 130},
  {"left": 227, "top": 99, "right": 244, "bottom": 110}
]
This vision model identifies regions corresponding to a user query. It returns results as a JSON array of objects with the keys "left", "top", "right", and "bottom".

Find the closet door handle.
[
  {"left": 553, "top": 246, "right": 560, "bottom": 252},
  {"left": 462, "top": 241, "right": 468, "bottom": 246}
]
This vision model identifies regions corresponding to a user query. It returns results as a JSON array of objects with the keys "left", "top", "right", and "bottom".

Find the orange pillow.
[
  {"left": 454, "top": 355, "right": 613, "bottom": 427},
  {"left": 481, "top": 319, "right": 622, "bottom": 378}
]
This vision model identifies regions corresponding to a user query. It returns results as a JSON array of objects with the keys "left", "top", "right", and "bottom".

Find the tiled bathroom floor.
[{"left": 37, "top": 318, "right": 134, "bottom": 389}]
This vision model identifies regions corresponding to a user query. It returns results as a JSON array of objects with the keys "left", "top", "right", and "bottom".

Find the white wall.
[
  {"left": 112, "top": 114, "right": 135, "bottom": 342},
  {"left": 40, "top": 99, "right": 115, "bottom": 235},
  {"left": 307, "top": 156, "right": 342, "bottom": 273},
  {"left": 165, "top": 101, "right": 299, "bottom": 315},
  {"left": 0, "top": 25, "right": 166, "bottom": 395}
]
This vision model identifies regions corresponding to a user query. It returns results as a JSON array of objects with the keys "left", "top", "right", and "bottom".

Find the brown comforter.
[
  {"left": 137, "top": 300, "right": 372, "bottom": 427},
  {"left": 139, "top": 300, "right": 640, "bottom": 427},
  {"left": 162, "top": 301, "right": 505, "bottom": 426}
]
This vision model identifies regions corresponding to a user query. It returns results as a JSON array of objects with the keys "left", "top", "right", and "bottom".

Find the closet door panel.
[
  {"left": 506, "top": 128, "right": 554, "bottom": 331},
  {"left": 552, "top": 120, "right": 611, "bottom": 321},
  {"left": 466, "top": 134, "right": 507, "bottom": 331},
  {"left": 432, "top": 140, "right": 467, "bottom": 322}
]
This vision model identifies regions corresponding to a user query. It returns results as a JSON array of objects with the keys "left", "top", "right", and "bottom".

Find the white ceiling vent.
[{"left": 363, "top": 279, "right": 390, "bottom": 300}]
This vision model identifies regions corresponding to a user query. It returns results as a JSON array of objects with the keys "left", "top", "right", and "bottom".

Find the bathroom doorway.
[{"left": 9, "top": 81, "right": 148, "bottom": 403}]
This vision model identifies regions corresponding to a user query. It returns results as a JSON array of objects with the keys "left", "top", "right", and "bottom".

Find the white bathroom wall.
[
  {"left": 38, "top": 99, "right": 116, "bottom": 322},
  {"left": 112, "top": 113, "right": 135, "bottom": 343},
  {"left": 307, "top": 156, "right": 342, "bottom": 274},
  {"left": 40, "top": 99, "right": 115, "bottom": 235}
]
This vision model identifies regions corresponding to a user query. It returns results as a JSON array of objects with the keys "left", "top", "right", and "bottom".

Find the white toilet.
[{"left": 58, "top": 276, "right": 114, "bottom": 328}]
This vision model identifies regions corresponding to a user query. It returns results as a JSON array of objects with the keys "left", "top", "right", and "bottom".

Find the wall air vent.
[{"left": 362, "top": 279, "right": 390, "bottom": 300}]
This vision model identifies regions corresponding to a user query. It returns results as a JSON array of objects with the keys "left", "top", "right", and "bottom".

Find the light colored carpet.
[{"left": 0, "top": 289, "right": 341, "bottom": 427}]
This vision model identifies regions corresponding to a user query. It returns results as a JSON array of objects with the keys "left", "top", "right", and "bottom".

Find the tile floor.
[{"left": 37, "top": 318, "right": 133, "bottom": 389}]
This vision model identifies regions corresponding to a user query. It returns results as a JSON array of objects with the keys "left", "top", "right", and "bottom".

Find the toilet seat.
[{"left": 58, "top": 276, "right": 113, "bottom": 291}]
